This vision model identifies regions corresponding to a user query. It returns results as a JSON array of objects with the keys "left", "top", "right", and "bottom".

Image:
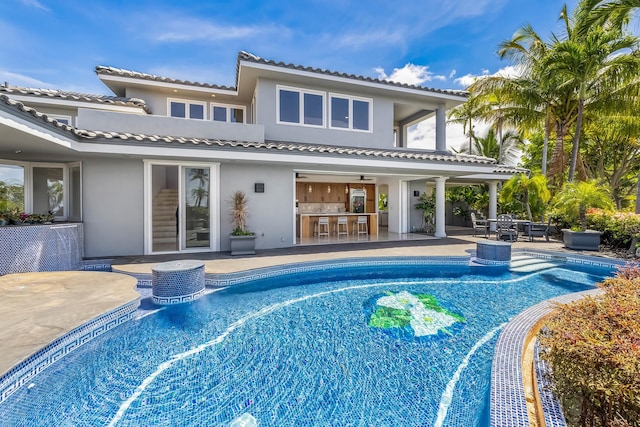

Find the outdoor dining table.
[{"left": 485, "top": 218, "right": 531, "bottom": 233}]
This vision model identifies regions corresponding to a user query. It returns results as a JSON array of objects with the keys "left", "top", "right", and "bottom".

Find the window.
[
  {"left": 329, "top": 94, "right": 372, "bottom": 132},
  {"left": 50, "top": 115, "right": 73, "bottom": 126},
  {"left": 0, "top": 162, "right": 79, "bottom": 220},
  {"left": 277, "top": 86, "right": 325, "bottom": 127},
  {"left": 168, "top": 99, "right": 206, "bottom": 120},
  {"left": 210, "top": 104, "right": 246, "bottom": 123},
  {"left": 0, "top": 163, "right": 25, "bottom": 212},
  {"left": 32, "top": 166, "right": 64, "bottom": 217}
]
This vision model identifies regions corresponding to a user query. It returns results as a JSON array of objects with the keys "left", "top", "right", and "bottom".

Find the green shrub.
[
  {"left": 538, "top": 264, "right": 640, "bottom": 426},
  {"left": 586, "top": 209, "right": 640, "bottom": 252}
]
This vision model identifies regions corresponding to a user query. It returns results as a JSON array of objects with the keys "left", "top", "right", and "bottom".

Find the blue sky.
[{"left": 2, "top": 0, "right": 583, "bottom": 95}]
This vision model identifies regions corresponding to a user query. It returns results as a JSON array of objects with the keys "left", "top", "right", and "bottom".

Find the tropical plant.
[
  {"left": 229, "top": 190, "right": 253, "bottom": 236},
  {"left": 552, "top": 180, "right": 614, "bottom": 230},
  {"left": 500, "top": 173, "right": 551, "bottom": 221},
  {"left": 414, "top": 192, "right": 436, "bottom": 233}
]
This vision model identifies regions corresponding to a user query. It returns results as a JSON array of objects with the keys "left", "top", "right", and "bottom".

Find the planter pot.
[
  {"left": 230, "top": 234, "right": 257, "bottom": 256},
  {"left": 0, "top": 218, "right": 7, "bottom": 226},
  {"left": 561, "top": 229, "right": 602, "bottom": 251}
]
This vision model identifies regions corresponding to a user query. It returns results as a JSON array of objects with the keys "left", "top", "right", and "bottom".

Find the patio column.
[
  {"left": 488, "top": 180, "right": 498, "bottom": 232},
  {"left": 434, "top": 177, "right": 447, "bottom": 237},
  {"left": 435, "top": 105, "right": 446, "bottom": 152}
]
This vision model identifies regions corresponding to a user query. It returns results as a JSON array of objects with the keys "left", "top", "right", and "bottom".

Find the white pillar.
[
  {"left": 434, "top": 177, "right": 447, "bottom": 237},
  {"left": 488, "top": 180, "right": 498, "bottom": 231},
  {"left": 435, "top": 105, "right": 446, "bottom": 152}
]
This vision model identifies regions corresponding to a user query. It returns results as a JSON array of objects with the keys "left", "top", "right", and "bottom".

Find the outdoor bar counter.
[{"left": 298, "top": 213, "right": 378, "bottom": 238}]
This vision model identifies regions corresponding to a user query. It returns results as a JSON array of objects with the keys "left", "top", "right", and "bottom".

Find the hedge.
[{"left": 538, "top": 263, "right": 640, "bottom": 427}]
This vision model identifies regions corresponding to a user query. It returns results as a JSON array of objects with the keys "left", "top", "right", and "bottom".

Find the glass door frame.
[{"left": 143, "top": 160, "right": 220, "bottom": 255}]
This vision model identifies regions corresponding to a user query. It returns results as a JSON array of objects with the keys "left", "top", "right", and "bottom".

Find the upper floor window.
[
  {"left": 168, "top": 99, "right": 205, "bottom": 120},
  {"left": 50, "top": 115, "right": 73, "bottom": 126},
  {"left": 329, "top": 94, "right": 371, "bottom": 132},
  {"left": 277, "top": 86, "right": 324, "bottom": 127},
  {"left": 211, "top": 104, "right": 245, "bottom": 123}
]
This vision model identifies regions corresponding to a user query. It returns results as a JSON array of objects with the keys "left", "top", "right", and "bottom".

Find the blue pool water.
[{"left": 0, "top": 260, "right": 614, "bottom": 426}]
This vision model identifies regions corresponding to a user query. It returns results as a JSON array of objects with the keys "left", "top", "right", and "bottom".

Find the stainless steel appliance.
[{"left": 350, "top": 189, "right": 366, "bottom": 213}]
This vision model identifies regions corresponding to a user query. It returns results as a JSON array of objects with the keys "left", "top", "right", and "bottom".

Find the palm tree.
[
  {"left": 500, "top": 173, "right": 551, "bottom": 221},
  {"left": 470, "top": 22, "right": 573, "bottom": 178},
  {"left": 545, "top": 7, "right": 640, "bottom": 182},
  {"left": 459, "top": 128, "right": 521, "bottom": 165},
  {"left": 577, "top": 0, "right": 640, "bottom": 34},
  {"left": 447, "top": 93, "right": 487, "bottom": 153}
]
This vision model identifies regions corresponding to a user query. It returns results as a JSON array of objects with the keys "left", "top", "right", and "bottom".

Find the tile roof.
[
  {"left": 95, "top": 52, "right": 468, "bottom": 99},
  {"left": 95, "top": 66, "right": 235, "bottom": 91},
  {"left": 237, "top": 51, "right": 469, "bottom": 98},
  {"left": 1, "top": 94, "right": 517, "bottom": 171},
  {"left": 0, "top": 84, "right": 150, "bottom": 113}
]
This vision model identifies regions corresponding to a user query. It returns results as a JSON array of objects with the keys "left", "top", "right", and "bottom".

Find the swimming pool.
[{"left": 0, "top": 258, "right": 614, "bottom": 426}]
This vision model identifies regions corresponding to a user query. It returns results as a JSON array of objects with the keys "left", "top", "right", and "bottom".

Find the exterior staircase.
[{"left": 152, "top": 188, "right": 178, "bottom": 249}]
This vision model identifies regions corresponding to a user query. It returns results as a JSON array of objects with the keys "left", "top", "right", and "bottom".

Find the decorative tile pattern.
[
  {"left": 476, "top": 241, "right": 512, "bottom": 262},
  {"left": 208, "top": 256, "right": 471, "bottom": 288},
  {"left": 82, "top": 259, "right": 113, "bottom": 272},
  {"left": 535, "top": 343, "right": 567, "bottom": 427},
  {"left": 0, "top": 298, "right": 139, "bottom": 404},
  {"left": 490, "top": 288, "right": 602, "bottom": 427},
  {"left": 151, "top": 260, "right": 205, "bottom": 305},
  {"left": 0, "top": 224, "right": 83, "bottom": 275}
]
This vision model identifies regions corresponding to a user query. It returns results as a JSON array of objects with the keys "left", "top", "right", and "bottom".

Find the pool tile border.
[{"left": 0, "top": 298, "right": 140, "bottom": 404}]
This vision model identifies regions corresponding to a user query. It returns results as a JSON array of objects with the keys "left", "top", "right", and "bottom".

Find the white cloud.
[
  {"left": 143, "top": 16, "right": 284, "bottom": 43},
  {"left": 453, "top": 65, "right": 523, "bottom": 88},
  {"left": 449, "top": 69, "right": 457, "bottom": 79},
  {"left": 20, "top": 0, "right": 49, "bottom": 11},
  {"left": 0, "top": 69, "right": 50, "bottom": 88},
  {"left": 453, "top": 73, "right": 479, "bottom": 88},
  {"left": 334, "top": 29, "right": 404, "bottom": 49},
  {"left": 376, "top": 63, "right": 437, "bottom": 85}
]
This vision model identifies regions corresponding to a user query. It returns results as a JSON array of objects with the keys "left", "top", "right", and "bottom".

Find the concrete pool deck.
[{"left": 0, "top": 271, "right": 139, "bottom": 378}]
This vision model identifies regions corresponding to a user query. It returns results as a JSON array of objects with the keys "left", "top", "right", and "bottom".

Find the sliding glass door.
[
  {"left": 146, "top": 161, "right": 218, "bottom": 254},
  {"left": 183, "top": 167, "right": 210, "bottom": 249}
]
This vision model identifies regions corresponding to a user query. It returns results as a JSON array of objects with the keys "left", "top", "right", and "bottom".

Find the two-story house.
[{"left": 0, "top": 51, "right": 518, "bottom": 258}]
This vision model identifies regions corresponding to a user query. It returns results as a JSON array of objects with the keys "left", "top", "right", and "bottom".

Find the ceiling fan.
[
  {"left": 295, "top": 172, "right": 309, "bottom": 179},
  {"left": 357, "top": 175, "right": 374, "bottom": 181}
]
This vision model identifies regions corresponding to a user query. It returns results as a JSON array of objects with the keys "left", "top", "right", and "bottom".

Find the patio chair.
[
  {"left": 496, "top": 214, "right": 518, "bottom": 242},
  {"left": 526, "top": 217, "right": 551, "bottom": 242},
  {"left": 470, "top": 212, "right": 490, "bottom": 238}
]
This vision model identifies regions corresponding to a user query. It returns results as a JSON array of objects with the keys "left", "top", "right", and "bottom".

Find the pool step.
[{"left": 509, "top": 255, "right": 564, "bottom": 272}]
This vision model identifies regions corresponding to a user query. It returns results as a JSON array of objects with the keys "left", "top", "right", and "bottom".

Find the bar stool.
[
  {"left": 317, "top": 217, "right": 330, "bottom": 238},
  {"left": 336, "top": 216, "right": 349, "bottom": 237},
  {"left": 356, "top": 216, "right": 368, "bottom": 236}
]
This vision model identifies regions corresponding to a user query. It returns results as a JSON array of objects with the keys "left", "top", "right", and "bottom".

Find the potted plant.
[
  {"left": 0, "top": 211, "right": 8, "bottom": 226},
  {"left": 229, "top": 190, "right": 256, "bottom": 255},
  {"left": 553, "top": 180, "right": 613, "bottom": 250}
]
